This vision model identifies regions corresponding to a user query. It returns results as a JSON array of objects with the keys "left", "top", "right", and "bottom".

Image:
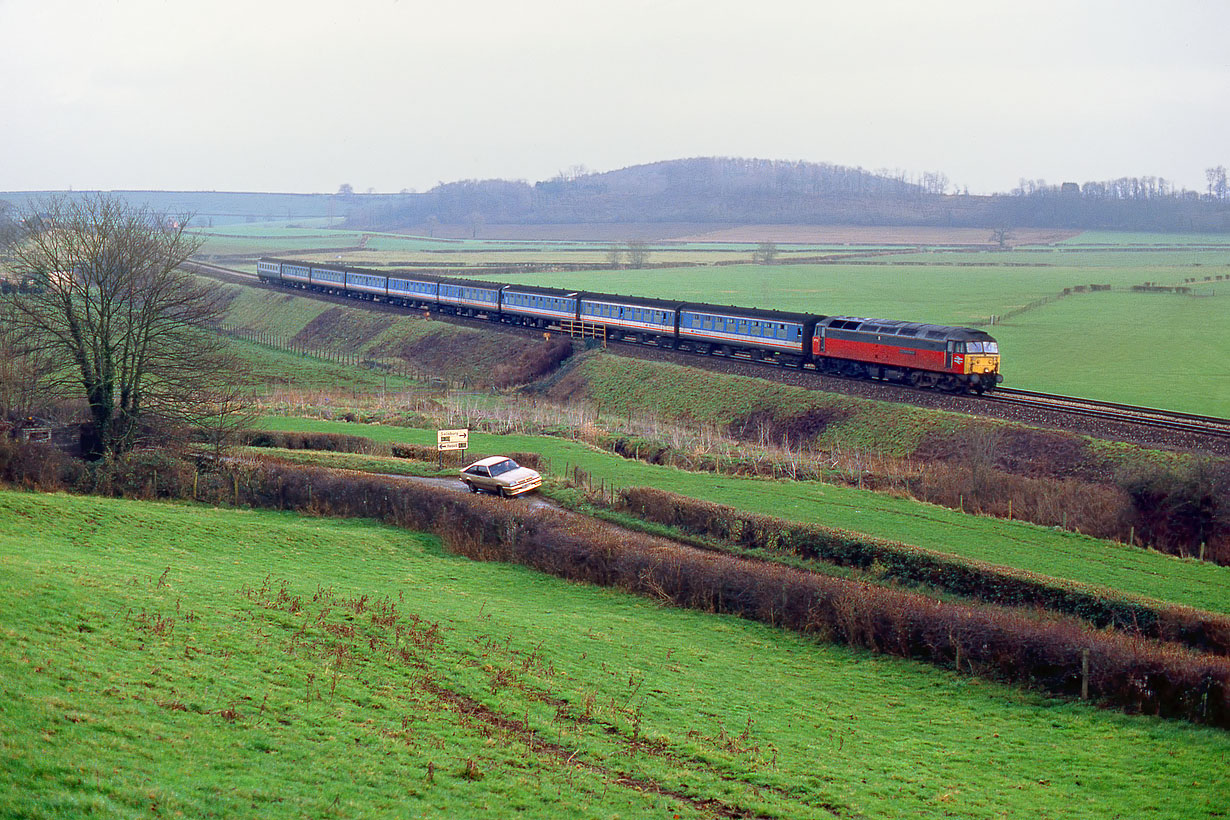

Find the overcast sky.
[{"left": 2, "top": 0, "right": 1227, "bottom": 195}]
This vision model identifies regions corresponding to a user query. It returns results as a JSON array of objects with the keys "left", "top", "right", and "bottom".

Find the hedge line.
[
  {"left": 204, "top": 458, "right": 1230, "bottom": 728},
  {"left": 613, "top": 486, "right": 1230, "bottom": 657},
  {"left": 2, "top": 442, "right": 1226, "bottom": 728}
]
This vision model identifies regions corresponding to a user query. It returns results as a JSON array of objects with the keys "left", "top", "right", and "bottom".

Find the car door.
[{"left": 467, "top": 464, "right": 492, "bottom": 490}]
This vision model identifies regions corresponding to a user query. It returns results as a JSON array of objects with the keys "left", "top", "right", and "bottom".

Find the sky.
[{"left": 1, "top": 0, "right": 1227, "bottom": 196}]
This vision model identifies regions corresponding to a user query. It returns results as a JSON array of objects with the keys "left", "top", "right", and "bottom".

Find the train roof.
[
  {"left": 680, "top": 302, "right": 819, "bottom": 325},
  {"left": 499, "top": 283, "right": 580, "bottom": 298},
  {"left": 432, "top": 276, "right": 506, "bottom": 290},
  {"left": 385, "top": 269, "right": 446, "bottom": 283},
  {"left": 577, "top": 291, "right": 685, "bottom": 310},
  {"left": 821, "top": 316, "right": 996, "bottom": 340}
]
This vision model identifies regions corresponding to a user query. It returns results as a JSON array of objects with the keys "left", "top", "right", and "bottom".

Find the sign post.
[{"left": 436, "top": 428, "right": 469, "bottom": 470}]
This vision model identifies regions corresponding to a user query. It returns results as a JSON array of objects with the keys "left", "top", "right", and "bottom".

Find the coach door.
[{"left": 945, "top": 340, "right": 955, "bottom": 369}]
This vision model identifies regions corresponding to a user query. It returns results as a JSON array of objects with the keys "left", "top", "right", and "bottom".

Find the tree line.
[{"left": 345, "top": 158, "right": 1230, "bottom": 233}]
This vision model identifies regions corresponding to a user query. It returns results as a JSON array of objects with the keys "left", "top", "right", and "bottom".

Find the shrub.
[
  {"left": 1120, "top": 460, "right": 1230, "bottom": 560},
  {"left": 491, "top": 336, "right": 575, "bottom": 388}
]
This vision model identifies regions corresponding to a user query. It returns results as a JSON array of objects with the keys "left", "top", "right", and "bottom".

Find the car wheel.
[
  {"left": 499, "top": 487, "right": 509, "bottom": 498},
  {"left": 466, "top": 481, "right": 478, "bottom": 493}
]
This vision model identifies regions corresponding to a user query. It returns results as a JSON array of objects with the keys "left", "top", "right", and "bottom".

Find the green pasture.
[
  {"left": 253, "top": 416, "right": 1230, "bottom": 616},
  {"left": 990, "top": 289, "right": 1229, "bottom": 413},
  {"left": 878, "top": 249, "right": 1230, "bottom": 269},
  {"left": 3, "top": 490, "right": 1227, "bottom": 819}
]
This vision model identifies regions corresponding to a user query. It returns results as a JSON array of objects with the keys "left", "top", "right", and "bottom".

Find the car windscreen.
[{"left": 488, "top": 459, "right": 519, "bottom": 476}]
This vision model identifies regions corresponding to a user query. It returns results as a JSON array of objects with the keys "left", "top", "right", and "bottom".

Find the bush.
[
  {"left": 491, "top": 336, "right": 575, "bottom": 388},
  {"left": 0, "top": 438, "right": 82, "bottom": 490},
  {"left": 1120, "top": 460, "right": 1230, "bottom": 561}
]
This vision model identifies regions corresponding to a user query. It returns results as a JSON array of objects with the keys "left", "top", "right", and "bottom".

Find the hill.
[
  {"left": 5, "top": 157, "right": 1229, "bottom": 233},
  {"left": 365, "top": 158, "right": 1230, "bottom": 233}
]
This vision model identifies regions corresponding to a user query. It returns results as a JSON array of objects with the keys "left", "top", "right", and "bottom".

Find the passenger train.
[{"left": 257, "top": 257, "right": 1002, "bottom": 393}]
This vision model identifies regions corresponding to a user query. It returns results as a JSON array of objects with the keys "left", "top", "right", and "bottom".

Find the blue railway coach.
[
  {"left": 310, "top": 265, "right": 347, "bottom": 293},
  {"left": 500, "top": 285, "right": 580, "bottom": 327},
  {"left": 677, "top": 303, "right": 817, "bottom": 363},
  {"left": 346, "top": 269, "right": 388, "bottom": 298},
  {"left": 578, "top": 293, "right": 679, "bottom": 343},
  {"left": 256, "top": 259, "right": 282, "bottom": 283},
  {"left": 281, "top": 261, "right": 311, "bottom": 285},
  {"left": 387, "top": 274, "right": 440, "bottom": 307},
  {"left": 437, "top": 278, "right": 501, "bottom": 316}
]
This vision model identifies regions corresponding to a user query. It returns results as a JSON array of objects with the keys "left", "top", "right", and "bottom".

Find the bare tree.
[
  {"left": 1206, "top": 166, "right": 1228, "bottom": 201},
  {"left": 5, "top": 195, "right": 245, "bottom": 460},
  {"left": 0, "top": 199, "right": 17, "bottom": 249},
  {"left": 466, "top": 211, "right": 485, "bottom": 239},
  {"left": 197, "top": 382, "right": 259, "bottom": 458},
  {"left": 625, "top": 241, "right": 650, "bottom": 268},
  {"left": 605, "top": 244, "right": 624, "bottom": 269},
  {"left": 990, "top": 225, "right": 1014, "bottom": 249},
  {"left": 753, "top": 241, "right": 779, "bottom": 263},
  {"left": 0, "top": 298, "right": 58, "bottom": 419}
]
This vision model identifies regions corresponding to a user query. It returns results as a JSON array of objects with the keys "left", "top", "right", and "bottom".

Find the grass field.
[
  {"left": 3, "top": 489, "right": 1228, "bottom": 819},
  {"left": 252, "top": 416, "right": 1230, "bottom": 616},
  {"left": 990, "top": 290, "right": 1230, "bottom": 410}
]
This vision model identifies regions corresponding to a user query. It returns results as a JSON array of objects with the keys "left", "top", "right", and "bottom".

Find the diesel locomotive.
[{"left": 256, "top": 257, "right": 1002, "bottom": 393}]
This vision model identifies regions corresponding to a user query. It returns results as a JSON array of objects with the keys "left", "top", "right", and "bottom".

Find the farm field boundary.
[
  {"left": 250, "top": 416, "right": 1230, "bottom": 616},
  {"left": 236, "top": 430, "right": 1230, "bottom": 655}
]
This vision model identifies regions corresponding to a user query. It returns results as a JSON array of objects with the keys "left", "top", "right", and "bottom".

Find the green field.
[
  {"left": 3, "top": 489, "right": 1228, "bottom": 819},
  {"left": 990, "top": 290, "right": 1230, "bottom": 410},
  {"left": 252, "top": 416, "right": 1230, "bottom": 616},
  {"left": 195, "top": 224, "right": 1230, "bottom": 412}
]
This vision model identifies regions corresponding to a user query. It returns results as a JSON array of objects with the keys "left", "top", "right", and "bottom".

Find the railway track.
[
  {"left": 185, "top": 259, "right": 1230, "bottom": 444},
  {"left": 985, "top": 388, "right": 1230, "bottom": 439}
]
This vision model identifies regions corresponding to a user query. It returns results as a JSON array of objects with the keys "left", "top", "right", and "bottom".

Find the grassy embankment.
[{"left": 3, "top": 489, "right": 1229, "bottom": 819}]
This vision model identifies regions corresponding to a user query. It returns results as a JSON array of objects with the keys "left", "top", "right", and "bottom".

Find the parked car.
[{"left": 459, "top": 456, "right": 542, "bottom": 497}]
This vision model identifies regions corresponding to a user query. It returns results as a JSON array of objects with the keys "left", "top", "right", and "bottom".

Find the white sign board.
[{"left": 437, "top": 428, "right": 469, "bottom": 451}]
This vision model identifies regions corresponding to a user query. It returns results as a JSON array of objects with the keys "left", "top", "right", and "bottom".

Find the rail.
[{"left": 986, "top": 388, "right": 1230, "bottom": 438}]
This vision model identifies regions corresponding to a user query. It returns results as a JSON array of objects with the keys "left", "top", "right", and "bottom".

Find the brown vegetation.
[
  {"left": 491, "top": 335, "right": 575, "bottom": 388},
  {"left": 292, "top": 307, "right": 394, "bottom": 350}
]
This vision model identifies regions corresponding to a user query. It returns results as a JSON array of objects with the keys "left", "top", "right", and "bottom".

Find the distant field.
[
  {"left": 3, "top": 490, "right": 1227, "bottom": 819},
  {"left": 478, "top": 262, "right": 1211, "bottom": 324}
]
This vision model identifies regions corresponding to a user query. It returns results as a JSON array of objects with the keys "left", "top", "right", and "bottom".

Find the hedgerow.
[
  {"left": 3, "top": 440, "right": 1227, "bottom": 729},
  {"left": 613, "top": 486, "right": 1230, "bottom": 656}
]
